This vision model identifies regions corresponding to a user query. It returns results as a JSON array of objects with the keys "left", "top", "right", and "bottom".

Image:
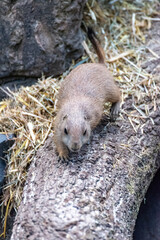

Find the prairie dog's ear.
[{"left": 63, "top": 115, "right": 68, "bottom": 121}]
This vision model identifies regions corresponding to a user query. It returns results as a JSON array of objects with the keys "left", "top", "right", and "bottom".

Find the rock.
[
  {"left": 0, "top": 0, "right": 86, "bottom": 81},
  {"left": 0, "top": 134, "right": 15, "bottom": 194},
  {"left": 0, "top": 158, "right": 5, "bottom": 194}
]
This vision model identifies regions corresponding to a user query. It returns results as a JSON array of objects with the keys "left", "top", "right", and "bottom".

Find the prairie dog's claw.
[{"left": 59, "top": 154, "right": 68, "bottom": 160}]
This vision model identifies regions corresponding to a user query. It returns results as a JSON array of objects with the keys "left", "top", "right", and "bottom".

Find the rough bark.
[
  {"left": 0, "top": 0, "right": 85, "bottom": 80},
  {"left": 142, "top": 21, "right": 160, "bottom": 76},
  {"left": 11, "top": 105, "right": 160, "bottom": 239},
  {"left": 132, "top": 18, "right": 160, "bottom": 240}
]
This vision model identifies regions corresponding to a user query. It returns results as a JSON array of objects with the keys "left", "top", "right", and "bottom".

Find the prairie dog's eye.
[
  {"left": 83, "top": 130, "right": 87, "bottom": 136},
  {"left": 64, "top": 128, "right": 68, "bottom": 135}
]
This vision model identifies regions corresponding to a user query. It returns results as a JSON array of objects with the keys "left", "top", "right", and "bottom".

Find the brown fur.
[{"left": 54, "top": 29, "right": 121, "bottom": 159}]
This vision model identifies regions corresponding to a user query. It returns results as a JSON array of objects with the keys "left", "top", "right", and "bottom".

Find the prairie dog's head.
[{"left": 60, "top": 114, "right": 91, "bottom": 152}]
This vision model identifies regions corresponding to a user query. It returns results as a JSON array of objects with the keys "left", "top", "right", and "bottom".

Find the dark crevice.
[{"left": 133, "top": 168, "right": 160, "bottom": 240}]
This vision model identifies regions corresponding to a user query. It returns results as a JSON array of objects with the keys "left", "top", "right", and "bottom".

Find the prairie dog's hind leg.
[{"left": 110, "top": 101, "right": 121, "bottom": 121}]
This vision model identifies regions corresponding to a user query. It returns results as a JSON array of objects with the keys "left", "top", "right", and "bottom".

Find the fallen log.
[{"left": 11, "top": 104, "right": 160, "bottom": 239}]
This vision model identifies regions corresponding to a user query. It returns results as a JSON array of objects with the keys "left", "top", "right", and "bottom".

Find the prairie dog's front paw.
[{"left": 57, "top": 145, "right": 69, "bottom": 160}]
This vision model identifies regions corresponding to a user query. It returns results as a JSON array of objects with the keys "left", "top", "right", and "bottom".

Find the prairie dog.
[{"left": 54, "top": 28, "right": 121, "bottom": 159}]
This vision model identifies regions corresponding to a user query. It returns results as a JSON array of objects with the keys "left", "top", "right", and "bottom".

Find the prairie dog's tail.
[{"left": 87, "top": 27, "right": 105, "bottom": 64}]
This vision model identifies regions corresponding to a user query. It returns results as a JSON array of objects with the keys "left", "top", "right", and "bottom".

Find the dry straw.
[{"left": 0, "top": 0, "right": 160, "bottom": 236}]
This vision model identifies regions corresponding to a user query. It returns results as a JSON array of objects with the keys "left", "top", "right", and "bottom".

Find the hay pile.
[{"left": 0, "top": 0, "right": 160, "bottom": 237}]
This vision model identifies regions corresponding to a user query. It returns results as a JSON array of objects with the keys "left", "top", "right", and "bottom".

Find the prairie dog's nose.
[
  {"left": 74, "top": 142, "right": 78, "bottom": 148},
  {"left": 71, "top": 142, "right": 79, "bottom": 152}
]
